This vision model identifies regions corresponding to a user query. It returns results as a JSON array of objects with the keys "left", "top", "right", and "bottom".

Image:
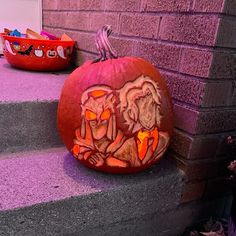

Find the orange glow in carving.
[
  {"left": 89, "top": 90, "right": 107, "bottom": 98},
  {"left": 85, "top": 110, "right": 97, "bottom": 120},
  {"left": 72, "top": 144, "right": 80, "bottom": 156},
  {"left": 101, "top": 109, "right": 111, "bottom": 120},
  {"left": 137, "top": 128, "right": 159, "bottom": 160},
  {"left": 106, "top": 157, "right": 128, "bottom": 168}
]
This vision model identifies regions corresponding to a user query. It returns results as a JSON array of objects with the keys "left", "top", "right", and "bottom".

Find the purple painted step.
[
  {"left": 0, "top": 57, "right": 71, "bottom": 153},
  {"left": 0, "top": 147, "right": 184, "bottom": 235}
]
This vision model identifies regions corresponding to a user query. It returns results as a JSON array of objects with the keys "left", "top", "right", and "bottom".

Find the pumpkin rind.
[{"left": 57, "top": 26, "right": 173, "bottom": 174}]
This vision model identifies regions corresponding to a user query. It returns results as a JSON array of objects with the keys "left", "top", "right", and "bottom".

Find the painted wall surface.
[{"left": 0, "top": 0, "right": 42, "bottom": 53}]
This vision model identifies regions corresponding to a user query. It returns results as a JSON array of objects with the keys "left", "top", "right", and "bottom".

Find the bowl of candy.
[{"left": 0, "top": 28, "right": 75, "bottom": 71}]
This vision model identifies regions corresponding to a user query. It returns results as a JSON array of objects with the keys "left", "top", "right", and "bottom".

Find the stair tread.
[
  {"left": 0, "top": 147, "right": 180, "bottom": 212},
  {"left": 0, "top": 58, "right": 69, "bottom": 103}
]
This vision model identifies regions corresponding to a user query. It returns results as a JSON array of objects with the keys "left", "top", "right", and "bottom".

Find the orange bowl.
[{"left": 0, "top": 33, "right": 75, "bottom": 71}]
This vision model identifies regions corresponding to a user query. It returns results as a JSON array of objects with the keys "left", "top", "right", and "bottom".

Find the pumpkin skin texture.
[{"left": 57, "top": 26, "right": 173, "bottom": 174}]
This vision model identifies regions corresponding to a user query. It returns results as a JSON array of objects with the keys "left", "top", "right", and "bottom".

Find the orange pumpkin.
[{"left": 57, "top": 25, "right": 173, "bottom": 174}]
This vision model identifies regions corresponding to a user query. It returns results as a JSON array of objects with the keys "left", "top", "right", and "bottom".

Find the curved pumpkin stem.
[{"left": 93, "top": 25, "right": 118, "bottom": 63}]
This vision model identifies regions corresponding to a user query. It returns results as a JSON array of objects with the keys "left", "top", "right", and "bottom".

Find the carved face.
[
  {"left": 82, "top": 89, "right": 114, "bottom": 140},
  {"left": 84, "top": 96, "right": 111, "bottom": 140},
  {"left": 136, "top": 93, "right": 156, "bottom": 130},
  {"left": 118, "top": 76, "right": 163, "bottom": 133}
]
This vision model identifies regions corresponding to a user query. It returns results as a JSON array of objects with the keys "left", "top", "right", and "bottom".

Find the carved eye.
[
  {"left": 85, "top": 110, "right": 97, "bottom": 120},
  {"left": 101, "top": 109, "right": 111, "bottom": 120}
]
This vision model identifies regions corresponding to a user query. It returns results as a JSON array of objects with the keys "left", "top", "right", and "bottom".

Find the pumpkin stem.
[{"left": 93, "top": 25, "right": 118, "bottom": 63}]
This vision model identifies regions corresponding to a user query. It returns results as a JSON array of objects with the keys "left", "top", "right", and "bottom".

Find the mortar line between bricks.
[
  {"left": 43, "top": 9, "right": 236, "bottom": 18},
  {"left": 173, "top": 99, "right": 236, "bottom": 112},
  {"left": 172, "top": 97, "right": 229, "bottom": 111},
  {"left": 43, "top": 25, "right": 96, "bottom": 34},
  {"left": 78, "top": 49, "right": 98, "bottom": 55},
  {"left": 219, "top": 13, "right": 236, "bottom": 20},
  {"left": 172, "top": 126, "right": 234, "bottom": 140},
  {"left": 157, "top": 39, "right": 236, "bottom": 53},
  {"left": 111, "top": 33, "right": 236, "bottom": 52},
  {"left": 173, "top": 127, "right": 236, "bottom": 139},
  {"left": 189, "top": 0, "right": 195, "bottom": 12},
  {"left": 43, "top": 25, "right": 236, "bottom": 53},
  {"left": 173, "top": 151, "right": 229, "bottom": 165},
  {"left": 43, "top": 25, "right": 124, "bottom": 39},
  {"left": 140, "top": 0, "right": 147, "bottom": 12},
  {"left": 43, "top": 9, "right": 223, "bottom": 17},
  {"left": 156, "top": 15, "right": 162, "bottom": 40},
  {"left": 159, "top": 67, "right": 236, "bottom": 82},
  {"left": 117, "top": 13, "right": 122, "bottom": 35}
]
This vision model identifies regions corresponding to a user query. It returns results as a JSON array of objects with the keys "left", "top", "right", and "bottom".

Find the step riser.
[
  {"left": 73, "top": 197, "right": 229, "bottom": 236},
  {"left": 0, "top": 166, "right": 183, "bottom": 236},
  {"left": 0, "top": 195, "right": 228, "bottom": 236},
  {"left": 0, "top": 101, "right": 62, "bottom": 153}
]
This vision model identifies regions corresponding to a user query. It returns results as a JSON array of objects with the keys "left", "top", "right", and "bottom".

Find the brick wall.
[{"left": 42, "top": 0, "right": 236, "bottom": 202}]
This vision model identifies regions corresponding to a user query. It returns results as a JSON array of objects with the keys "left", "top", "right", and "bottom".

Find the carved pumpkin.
[{"left": 57, "top": 25, "right": 173, "bottom": 174}]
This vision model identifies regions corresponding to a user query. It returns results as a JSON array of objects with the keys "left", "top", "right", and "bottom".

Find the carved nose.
[{"left": 96, "top": 118, "right": 101, "bottom": 125}]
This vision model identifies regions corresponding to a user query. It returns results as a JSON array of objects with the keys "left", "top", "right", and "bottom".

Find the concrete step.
[
  {"left": 0, "top": 147, "right": 185, "bottom": 235},
  {"left": 0, "top": 57, "right": 70, "bottom": 153}
]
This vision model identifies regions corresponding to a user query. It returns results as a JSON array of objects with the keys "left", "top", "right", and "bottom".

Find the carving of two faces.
[{"left": 72, "top": 75, "right": 170, "bottom": 168}]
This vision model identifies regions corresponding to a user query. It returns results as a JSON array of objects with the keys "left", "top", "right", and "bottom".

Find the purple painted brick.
[
  {"left": 42, "top": 27, "right": 64, "bottom": 38},
  {"left": 105, "top": 0, "right": 141, "bottom": 12},
  {"left": 171, "top": 129, "right": 220, "bottom": 160},
  {"left": 173, "top": 104, "right": 199, "bottom": 134},
  {"left": 134, "top": 41, "right": 181, "bottom": 70},
  {"left": 57, "top": 0, "right": 77, "bottom": 10},
  {"left": 162, "top": 71, "right": 205, "bottom": 106},
  {"left": 75, "top": 50, "right": 97, "bottom": 66},
  {"left": 89, "top": 13, "right": 119, "bottom": 33},
  {"left": 170, "top": 129, "right": 193, "bottom": 158},
  {"left": 43, "top": 12, "right": 64, "bottom": 28},
  {"left": 42, "top": 0, "right": 57, "bottom": 10},
  {"left": 179, "top": 48, "right": 213, "bottom": 78},
  {"left": 210, "top": 51, "right": 236, "bottom": 79},
  {"left": 189, "top": 136, "right": 220, "bottom": 159},
  {"left": 203, "top": 82, "right": 232, "bottom": 107},
  {"left": 216, "top": 17, "right": 236, "bottom": 49},
  {"left": 176, "top": 155, "right": 227, "bottom": 181},
  {"left": 197, "top": 109, "right": 236, "bottom": 134},
  {"left": 78, "top": 0, "right": 105, "bottom": 10},
  {"left": 109, "top": 37, "right": 137, "bottom": 57},
  {"left": 229, "top": 81, "right": 236, "bottom": 106},
  {"left": 143, "top": 0, "right": 189, "bottom": 12},
  {"left": 159, "top": 15, "right": 220, "bottom": 46},
  {"left": 120, "top": 14, "right": 160, "bottom": 38},
  {"left": 224, "top": 0, "right": 236, "bottom": 16},
  {"left": 64, "top": 12, "right": 90, "bottom": 31},
  {"left": 62, "top": 31, "right": 97, "bottom": 53},
  {"left": 192, "top": 0, "right": 224, "bottom": 13},
  {"left": 163, "top": 71, "right": 232, "bottom": 107}
]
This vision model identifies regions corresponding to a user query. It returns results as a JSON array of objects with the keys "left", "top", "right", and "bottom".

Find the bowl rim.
[{"left": 0, "top": 33, "right": 75, "bottom": 45}]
